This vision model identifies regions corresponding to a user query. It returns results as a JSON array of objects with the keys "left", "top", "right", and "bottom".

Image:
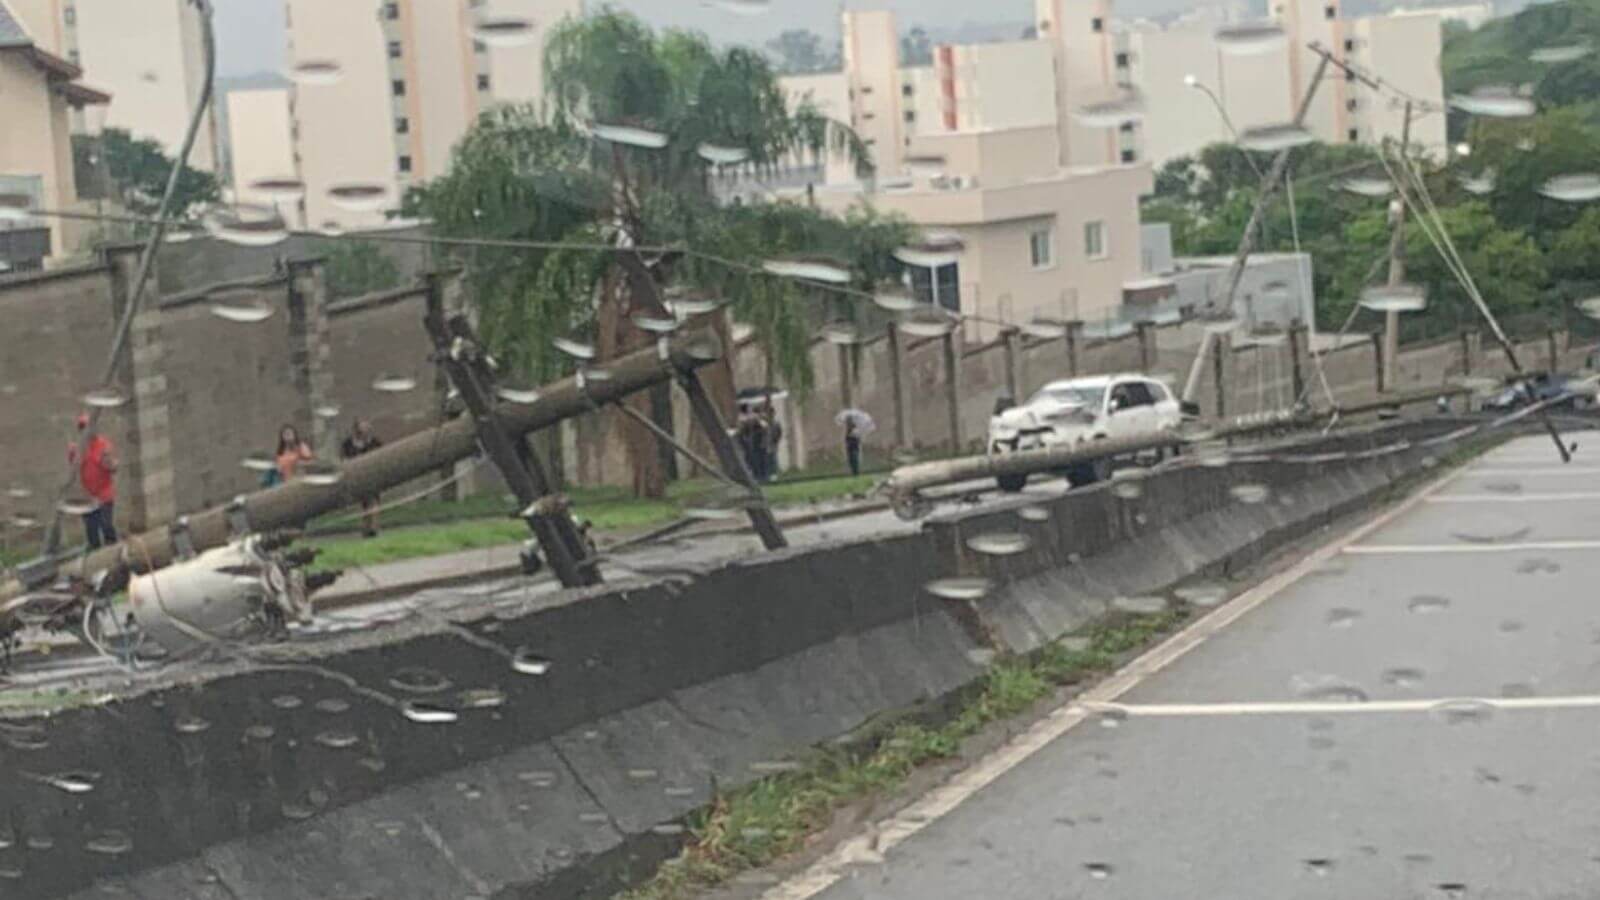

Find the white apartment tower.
[
  {"left": 1035, "top": 0, "right": 1126, "bottom": 167},
  {"left": 284, "top": 0, "right": 581, "bottom": 231},
  {"left": 8, "top": 0, "right": 219, "bottom": 170},
  {"left": 841, "top": 11, "right": 907, "bottom": 183}
]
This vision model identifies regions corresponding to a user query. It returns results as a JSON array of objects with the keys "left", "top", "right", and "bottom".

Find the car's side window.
[
  {"left": 1109, "top": 384, "right": 1130, "bottom": 411},
  {"left": 1123, "top": 383, "right": 1156, "bottom": 407}
]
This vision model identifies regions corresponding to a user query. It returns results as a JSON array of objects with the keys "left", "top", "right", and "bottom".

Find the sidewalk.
[{"left": 313, "top": 493, "right": 892, "bottom": 608}]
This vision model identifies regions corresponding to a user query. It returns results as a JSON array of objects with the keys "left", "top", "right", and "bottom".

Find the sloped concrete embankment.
[{"left": 4, "top": 420, "right": 1486, "bottom": 900}]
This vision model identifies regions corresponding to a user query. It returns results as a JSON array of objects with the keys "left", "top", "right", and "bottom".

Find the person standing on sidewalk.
[
  {"left": 274, "top": 424, "right": 314, "bottom": 485},
  {"left": 737, "top": 405, "right": 768, "bottom": 482},
  {"left": 843, "top": 414, "right": 862, "bottom": 476},
  {"left": 761, "top": 402, "right": 783, "bottom": 483},
  {"left": 340, "top": 418, "right": 384, "bottom": 537},
  {"left": 67, "top": 413, "right": 118, "bottom": 548}
]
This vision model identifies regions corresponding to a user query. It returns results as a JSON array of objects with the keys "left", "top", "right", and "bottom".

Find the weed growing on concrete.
[{"left": 621, "top": 609, "right": 1188, "bottom": 899}]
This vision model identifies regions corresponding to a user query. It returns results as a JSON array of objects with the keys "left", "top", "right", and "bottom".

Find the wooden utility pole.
[
  {"left": 1185, "top": 54, "right": 1331, "bottom": 407},
  {"left": 1216, "top": 55, "right": 1332, "bottom": 327},
  {"left": 1381, "top": 100, "right": 1414, "bottom": 393}
]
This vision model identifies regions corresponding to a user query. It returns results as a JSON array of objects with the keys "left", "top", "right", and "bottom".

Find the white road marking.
[
  {"left": 1086, "top": 695, "right": 1600, "bottom": 718},
  {"left": 759, "top": 461, "right": 1472, "bottom": 900},
  {"left": 1345, "top": 540, "right": 1600, "bottom": 555},
  {"left": 1466, "top": 467, "right": 1600, "bottom": 476},
  {"left": 1427, "top": 492, "right": 1600, "bottom": 503}
]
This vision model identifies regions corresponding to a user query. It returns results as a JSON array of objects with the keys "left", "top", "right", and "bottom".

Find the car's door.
[
  {"left": 1145, "top": 379, "right": 1182, "bottom": 429},
  {"left": 1108, "top": 380, "right": 1159, "bottom": 438}
]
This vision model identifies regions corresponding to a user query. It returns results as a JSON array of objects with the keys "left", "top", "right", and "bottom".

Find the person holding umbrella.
[{"left": 836, "top": 408, "right": 876, "bottom": 476}]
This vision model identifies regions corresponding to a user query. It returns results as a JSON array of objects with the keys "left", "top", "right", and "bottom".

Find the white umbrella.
[{"left": 835, "top": 409, "right": 877, "bottom": 435}]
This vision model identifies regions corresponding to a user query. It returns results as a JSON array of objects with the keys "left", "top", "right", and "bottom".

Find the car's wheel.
[
  {"left": 996, "top": 472, "right": 1028, "bottom": 493},
  {"left": 1067, "top": 457, "right": 1112, "bottom": 487}
]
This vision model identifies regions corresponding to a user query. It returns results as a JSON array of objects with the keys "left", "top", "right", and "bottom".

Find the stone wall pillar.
[
  {"left": 286, "top": 257, "right": 335, "bottom": 453},
  {"left": 106, "top": 245, "right": 175, "bottom": 532},
  {"left": 1136, "top": 321, "right": 1156, "bottom": 372}
]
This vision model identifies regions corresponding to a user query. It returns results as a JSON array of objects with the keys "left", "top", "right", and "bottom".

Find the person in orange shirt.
[
  {"left": 274, "top": 424, "right": 314, "bottom": 484},
  {"left": 68, "top": 413, "right": 118, "bottom": 548}
]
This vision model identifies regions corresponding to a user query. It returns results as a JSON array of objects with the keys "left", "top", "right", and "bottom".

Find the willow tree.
[{"left": 410, "top": 10, "right": 899, "bottom": 498}]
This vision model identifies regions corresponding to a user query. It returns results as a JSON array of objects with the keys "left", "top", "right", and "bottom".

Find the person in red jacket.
[{"left": 68, "top": 413, "right": 118, "bottom": 548}]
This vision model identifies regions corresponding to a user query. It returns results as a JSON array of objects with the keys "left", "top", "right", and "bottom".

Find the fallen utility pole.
[
  {"left": 884, "top": 384, "right": 1472, "bottom": 518},
  {"left": 0, "top": 330, "right": 724, "bottom": 623}
]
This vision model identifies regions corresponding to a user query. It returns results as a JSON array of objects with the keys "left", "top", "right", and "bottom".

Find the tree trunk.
[{"left": 597, "top": 268, "right": 669, "bottom": 499}]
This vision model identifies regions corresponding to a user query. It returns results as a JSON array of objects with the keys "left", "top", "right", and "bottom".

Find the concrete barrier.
[{"left": 0, "top": 419, "right": 1496, "bottom": 899}]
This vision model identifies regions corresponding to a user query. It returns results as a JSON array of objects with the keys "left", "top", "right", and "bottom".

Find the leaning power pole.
[{"left": 1183, "top": 52, "right": 1333, "bottom": 406}]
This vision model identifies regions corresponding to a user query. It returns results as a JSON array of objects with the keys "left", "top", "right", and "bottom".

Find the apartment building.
[
  {"left": 284, "top": 0, "right": 581, "bottom": 231},
  {"left": 0, "top": 0, "right": 108, "bottom": 269},
  {"left": 9, "top": 0, "right": 219, "bottom": 170},
  {"left": 226, "top": 87, "right": 297, "bottom": 219},
  {"left": 1035, "top": 0, "right": 1127, "bottom": 167},
  {"left": 775, "top": 10, "right": 1153, "bottom": 338},
  {"left": 1125, "top": 1, "right": 1446, "bottom": 163}
]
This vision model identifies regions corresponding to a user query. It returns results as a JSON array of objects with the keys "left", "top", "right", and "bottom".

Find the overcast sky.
[{"left": 213, "top": 0, "right": 1049, "bottom": 77}]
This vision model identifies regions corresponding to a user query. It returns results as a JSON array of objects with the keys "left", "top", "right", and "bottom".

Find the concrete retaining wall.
[{"left": 0, "top": 419, "right": 1493, "bottom": 899}]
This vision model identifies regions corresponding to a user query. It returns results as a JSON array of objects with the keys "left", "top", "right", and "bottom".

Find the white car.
[{"left": 987, "top": 374, "right": 1187, "bottom": 491}]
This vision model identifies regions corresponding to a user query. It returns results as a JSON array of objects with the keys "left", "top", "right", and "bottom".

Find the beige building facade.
[
  {"left": 225, "top": 87, "right": 299, "bottom": 222},
  {"left": 12, "top": 0, "right": 218, "bottom": 170},
  {"left": 285, "top": 0, "right": 582, "bottom": 231},
  {"left": 1128, "top": 3, "right": 1446, "bottom": 163},
  {"left": 0, "top": 0, "right": 108, "bottom": 267}
]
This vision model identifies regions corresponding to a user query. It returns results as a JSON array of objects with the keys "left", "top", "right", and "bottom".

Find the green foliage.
[
  {"left": 411, "top": 9, "right": 900, "bottom": 396},
  {"left": 319, "top": 241, "right": 402, "bottom": 300},
  {"left": 70, "top": 128, "right": 219, "bottom": 221},
  {"left": 765, "top": 29, "right": 837, "bottom": 74},
  {"left": 1148, "top": 121, "right": 1591, "bottom": 334},
  {"left": 619, "top": 610, "right": 1189, "bottom": 900},
  {"left": 900, "top": 25, "right": 933, "bottom": 66},
  {"left": 1443, "top": 0, "right": 1600, "bottom": 131}
]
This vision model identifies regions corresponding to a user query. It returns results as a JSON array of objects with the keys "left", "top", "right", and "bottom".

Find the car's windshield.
[{"left": 1029, "top": 385, "right": 1106, "bottom": 409}]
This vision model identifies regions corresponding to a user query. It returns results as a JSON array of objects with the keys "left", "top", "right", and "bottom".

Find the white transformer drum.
[{"left": 127, "top": 536, "right": 314, "bottom": 653}]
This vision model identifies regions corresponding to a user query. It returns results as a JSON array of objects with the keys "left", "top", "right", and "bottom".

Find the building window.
[
  {"left": 1346, "top": 98, "right": 1359, "bottom": 111},
  {"left": 63, "top": 7, "right": 75, "bottom": 25},
  {"left": 1121, "top": 149, "right": 1137, "bottom": 163},
  {"left": 392, "top": 79, "right": 406, "bottom": 96},
  {"left": 384, "top": 2, "right": 399, "bottom": 20},
  {"left": 1084, "top": 221, "right": 1107, "bottom": 260},
  {"left": 474, "top": 39, "right": 487, "bottom": 52},
  {"left": 1115, "top": 51, "right": 1129, "bottom": 67},
  {"left": 388, "top": 40, "right": 402, "bottom": 59},
  {"left": 1325, "top": 4, "right": 1336, "bottom": 17},
  {"left": 861, "top": 85, "right": 874, "bottom": 94},
  {"left": 1343, "top": 38, "right": 1355, "bottom": 52},
  {"left": 1348, "top": 128, "right": 1359, "bottom": 142},
  {"left": 396, "top": 116, "right": 410, "bottom": 134},
  {"left": 1091, "top": 17, "right": 1104, "bottom": 31},
  {"left": 1029, "top": 226, "right": 1055, "bottom": 270},
  {"left": 902, "top": 83, "right": 913, "bottom": 97},
  {"left": 477, "top": 74, "right": 491, "bottom": 90},
  {"left": 1119, "top": 121, "right": 1135, "bottom": 133},
  {"left": 904, "top": 110, "right": 916, "bottom": 123},
  {"left": 69, "top": 49, "right": 80, "bottom": 63},
  {"left": 398, "top": 155, "right": 413, "bottom": 173}
]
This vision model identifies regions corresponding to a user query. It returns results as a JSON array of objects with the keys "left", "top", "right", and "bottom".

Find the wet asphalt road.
[{"left": 805, "top": 435, "right": 1600, "bottom": 900}]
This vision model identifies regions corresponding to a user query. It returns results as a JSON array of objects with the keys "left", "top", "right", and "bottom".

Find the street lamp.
[{"left": 1184, "top": 74, "right": 1263, "bottom": 178}]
